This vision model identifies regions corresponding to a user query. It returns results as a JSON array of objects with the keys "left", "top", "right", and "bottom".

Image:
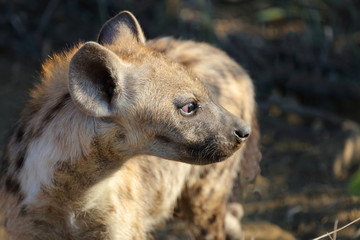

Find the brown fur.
[{"left": 0, "top": 11, "right": 260, "bottom": 240}]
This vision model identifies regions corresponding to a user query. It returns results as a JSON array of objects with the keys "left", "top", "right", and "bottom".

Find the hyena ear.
[
  {"left": 68, "top": 41, "right": 125, "bottom": 117},
  {"left": 97, "top": 11, "right": 146, "bottom": 45}
]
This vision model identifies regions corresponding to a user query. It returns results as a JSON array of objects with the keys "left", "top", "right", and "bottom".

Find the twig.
[
  {"left": 333, "top": 219, "right": 338, "bottom": 240},
  {"left": 312, "top": 217, "right": 360, "bottom": 240}
]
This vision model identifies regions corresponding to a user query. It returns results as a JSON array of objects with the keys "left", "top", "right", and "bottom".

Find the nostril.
[
  {"left": 234, "top": 130, "right": 249, "bottom": 139},
  {"left": 234, "top": 128, "right": 250, "bottom": 142},
  {"left": 237, "top": 131, "right": 249, "bottom": 138}
]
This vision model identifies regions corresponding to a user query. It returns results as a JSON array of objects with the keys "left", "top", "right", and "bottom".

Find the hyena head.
[{"left": 68, "top": 11, "right": 250, "bottom": 165}]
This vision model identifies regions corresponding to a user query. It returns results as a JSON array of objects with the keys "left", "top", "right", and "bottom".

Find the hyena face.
[{"left": 68, "top": 11, "right": 250, "bottom": 165}]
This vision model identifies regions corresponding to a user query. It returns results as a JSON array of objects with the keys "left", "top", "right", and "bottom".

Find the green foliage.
[
  {"left": 348, "top": 169, "right": 360, "bottom": 196},
  {"left": 256, "top": 7, "right": 287, "bottom": 22}
]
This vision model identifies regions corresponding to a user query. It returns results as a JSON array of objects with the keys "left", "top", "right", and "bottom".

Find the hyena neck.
[{"left": 15, "top": 46, "right": 127, "bottom": 204}]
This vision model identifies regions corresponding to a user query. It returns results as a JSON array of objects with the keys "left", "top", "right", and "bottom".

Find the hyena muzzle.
[{"left": 0, "top": 11, "right": 260, "bottom": 240}]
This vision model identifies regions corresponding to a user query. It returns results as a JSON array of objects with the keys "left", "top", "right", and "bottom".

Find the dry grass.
[{"left": 313, "top": 217, "right": 360, "bottom": 240}]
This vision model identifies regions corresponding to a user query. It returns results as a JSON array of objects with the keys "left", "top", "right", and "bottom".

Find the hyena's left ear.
[
  {"left": 97, "top": 11, "right": 146, "bottom": 45},
  {"left": 68, "top": 41, "right": 126, "bottom": 117}
]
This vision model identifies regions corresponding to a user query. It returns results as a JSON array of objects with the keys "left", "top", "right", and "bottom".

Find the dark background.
[{"left": 1, "top": 0, "right": 360, "bottom": 239}]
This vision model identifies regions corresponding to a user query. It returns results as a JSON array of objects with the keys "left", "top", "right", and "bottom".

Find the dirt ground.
[{"left": 1, "top": 1, "right": 360, "bottom": 239}]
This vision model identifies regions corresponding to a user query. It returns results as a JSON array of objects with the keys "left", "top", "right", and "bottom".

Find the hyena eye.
[{"left": 180, "top": 103, "right": 198, "bottom": 116}]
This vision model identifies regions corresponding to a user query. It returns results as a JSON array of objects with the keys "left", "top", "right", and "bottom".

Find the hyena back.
[{"left": 0, "top": 11, "right": 260, "bottom": 240}]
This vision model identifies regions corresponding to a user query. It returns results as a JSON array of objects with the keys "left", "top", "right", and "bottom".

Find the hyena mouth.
[{"left": 185, "top": 138, "right": 235, "bottom": 165}]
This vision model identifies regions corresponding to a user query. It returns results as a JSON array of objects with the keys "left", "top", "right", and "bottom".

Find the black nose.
[{"left": 234, "top": 126, "right": 251, "bottom": 142}]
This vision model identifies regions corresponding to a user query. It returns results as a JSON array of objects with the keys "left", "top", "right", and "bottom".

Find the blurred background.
[{"left": 1, "top": 0, "right": 360, "bottom": 239}]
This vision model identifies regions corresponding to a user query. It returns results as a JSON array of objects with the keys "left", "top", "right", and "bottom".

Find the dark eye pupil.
[
  {"left": 181, "top": 103, "right": 197, "bottom": 114},
  {"left": 186, "top": 103, "right": 195, "bottom": 112}
]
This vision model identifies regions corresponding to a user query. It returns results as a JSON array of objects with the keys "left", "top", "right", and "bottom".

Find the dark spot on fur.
[
  {"left": 5, "top": 176, "right": 20, "bottom": 194},
  {"left": 15, "top": 149, "right": 26, "bottom": 170},
  {"left": 156, "top": 135, "right": 171, "bottom": 143},
  {"left": 115, "top": 131, "right": 126, "bottom": 140},
  {"left": 16, "top": 125, "right": 25, "bottom": 143},
  {"left": 19, "top": 205, "right": 27, "bottom": 216},
  {"left": 22, "top": 103, "right": 42, "bottom": 139},
  {"left": 208, "top": 214, "right": 217, "bottom": 224},
  {"left": 200, "top": 229, "right": 208, "bottom": 236},
  {"left": 195, "top": 186, "right": 202, "bottom": 195},
  {"left": 199, "top": 167, "right": 211, "bottom": 179},
  {"left": 33, "top": 219, "right": 54, "bottom": 228},
  {"left": 43, "top": 93, "right": 70, "bottom": 124},
  {"left": 100, "top": 117, "right": 113, "bottom": 123},
  {"left": 27, "top": 102, "right": 41, "bottom": 118},
  {"left": 27, "top": 127, "right": 39, "bottom": 140},
  {"left": 173, "top": 203, "right": 182, "bottom": 217},
  {"left": 17, "top": 193, "right": 25, "bottom": 204},
  {"left": 180, "top": 58, "right": 198, "bottom": 68}
]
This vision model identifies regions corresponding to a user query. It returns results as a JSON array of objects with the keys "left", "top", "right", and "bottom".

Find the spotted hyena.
[{"left": 0, "top": 11, "right": 260, "bottom": 240}]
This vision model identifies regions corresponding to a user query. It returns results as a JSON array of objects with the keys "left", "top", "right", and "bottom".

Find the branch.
[{"left": 312, "top": 217, "right": 360, "bottom": 240}]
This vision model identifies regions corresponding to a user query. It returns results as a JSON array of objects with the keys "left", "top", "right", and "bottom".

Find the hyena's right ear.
[
  {"left": 97, "top": 11, "right": 146, "bottom": 46},
  {"left": 68, "top": 41, "right": 126, "bottom": 117}
]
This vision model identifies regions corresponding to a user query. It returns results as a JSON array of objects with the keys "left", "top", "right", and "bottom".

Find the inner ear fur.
[
  {"left": 68, "top": 41, "right": 124, "bottom": 117},
  {"left": 97, "top": 11, "right": 146, "bottom": 46}
]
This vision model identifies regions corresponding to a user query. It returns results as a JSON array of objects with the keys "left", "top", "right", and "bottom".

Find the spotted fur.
[{"left": 0, "top": 11, "right": 260, "bottom": 240}]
